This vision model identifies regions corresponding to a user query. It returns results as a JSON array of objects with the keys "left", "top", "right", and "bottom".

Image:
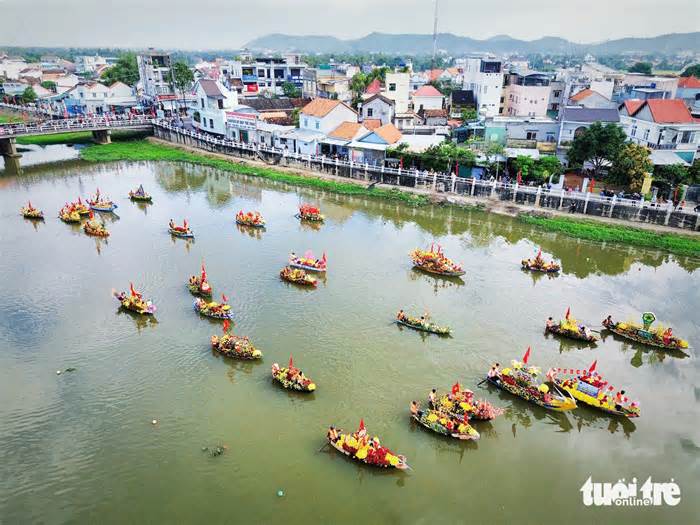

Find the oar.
[{"left": 317, "top": 441, "right": 330, "bottom": 452}]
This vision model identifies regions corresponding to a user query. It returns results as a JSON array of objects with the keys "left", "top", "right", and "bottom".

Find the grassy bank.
[
  {"left": 519, "top": 214, "right": 700, "bottom": 258},
  {"left": 80, "top": 139, "right": 432, "bottom": 206},
  {"left": 0, "top": 114, "right": 23, "bottom": 124},
  {"left": 17, "top": 130, "right": 150, "bottom": 146}
]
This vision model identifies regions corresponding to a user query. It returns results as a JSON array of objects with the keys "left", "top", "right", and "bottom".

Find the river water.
[{"left": 0, "top": 156, "right": 698, "bottom": 524}]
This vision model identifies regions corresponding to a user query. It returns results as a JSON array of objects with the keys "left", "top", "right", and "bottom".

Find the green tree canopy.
[
  {"left": 21, "top": 86, "right": 37, "bottom": 103},
  {"left": 681, "top": 64, "right": 700, "bottom": 77},
  {"left": 40, "top": 80, "right": 57, "bottom": 92},
  {"left": 566, "top": 122, "right": 627, "bottom": 178},
  {"left": 282, "top": 81, "right": 301, "bottom": 98},
  {"left": 101, "top": 52, "right": 139, "bottom": 86},
  {"left": 608, "top": 143, "right": 652, "bottom": 192},
  {"left": 170, "top": 61, "right": 194, "bottom": 98},
  {"left": 628, "top": 62, "right": 653, "bottom": 75}
]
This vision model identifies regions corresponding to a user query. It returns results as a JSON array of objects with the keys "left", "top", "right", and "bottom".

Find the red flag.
[
  {"left": 78, "top": 197, "right": 82, "bottom": 204},
  {"left": 322, "top": 252, "right": 327, "bottom": 263},
  {"left": 399, "top": 157, "right": 403, "bottom": 169},
  {"left": 288, "top": 355, "right": 294, "bottom": 368},
  {"left": 358, "top": 419, "right": 365, "bottom": 432},
  {"left": 565, "top": 307, "right": 570, "bottom": 320},
  {"left": 451, "top": 382, "right": 461, "bottom": 395},
  {"left": 522, "top": 346, "right": 531, "bottom": 364},
  {"left": 28, "top": 200, "right": 32, "bottom": 209},
  {"left": 223, "top": 319, "right": 230, "bottom": 333},
  {"left": 536, "top": 248, "right": 542, "bottom": 259},
  {"left": 129, "top": 282, "right": 136, "bottom": 297},
  {"left": 222, "top": 293, "right": 228, "bottom": 303},
  {"left": 589, "top": 178, "right": 596, "bottom": 193},
  {"left": 517, "top": 170, "right": 522, "bottom": 184},
  {"left": 183, "top": 219, "right": 188, "bottom": 229},
  {"left": 201, "top": 263, "right": 207, "bottom": 282},
  {"left": 589, "top": 360, "right": 597, "bottom": 373},
  {"left": 89, "top": 210, "right": 94, "bottom": 219},
  {"left": 430, "top": 243, "right": 435, "bottom": 252}
]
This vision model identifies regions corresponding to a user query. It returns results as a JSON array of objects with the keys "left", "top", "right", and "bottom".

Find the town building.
[
  {"left": 349, "top": 123, "right": 402, "bottom": 165},
  {"left": 677, "top": 76, "right": 700, "bottom": 106},
  {"left": 557, "top": 106, "right": 620, "bottom": 149},
  {"left": 383, "top": 72, "right": 410, "bottom": 113},
  {"left": 462, "top": 57, "right": 504, "bottom": 117},
  {"left": 503, "top": 72, "right": 552, "bottom": 118},
  {"left": 411, "top": 85, "right": 444, "bottom": 113},
  {"left": 137, "top": 50, "right": 175, "bottom": 100},
  {"left": 299, "top": 98, "right": 357, "bottom": 135},
  {"left": 448, "top": 89, "right": 476, "bottom": 119},
  {"left": 0, "top": 56, "right": 28, "bottom": 80},
  {"left": 191, "top": 78, "right": 239, "bottom": 136},
  {"left": 567, "top": 88, "right": 616, "bottom": 109},
  {"left": 619, "top": 99, "right": 700, "bottom": 163},
  {"left": 62, "top": 81, "right": 137, "bottom": 115},
  {"left": 240, "top": 57, "right": 306, "bottom": 97},
  {"left": 75, "top": 55, "right": 108, "bottom": 74},
  {"left": 360, "top": 93, "right": 395, "bottom": 125}
]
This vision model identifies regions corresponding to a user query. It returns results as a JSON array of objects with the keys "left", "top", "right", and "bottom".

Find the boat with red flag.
[
  {"left": 485, "top": 347, "right": 577, "bottom": 411},
  {"left": 289, "top": 250, "right": 327, "bottom": 272},
  {"left": 169, "top": 219, "right": 194, "bottom": 238},
  {"left": 296, "top": 203, "right": 324, "bottom": 222},
  {"left": 88, "top": 188, "right": 118, "bottom": 212},
  {"left": 211, "top": 320, "right": 262, "bottom": 359},
  {"left": 83, "top": 211, "right": 110, "bottom": 237},
  {"left": 410, "top": 244, "right": 465, "bottom": 277},
  {"left": 113, "top": 283, "right": 157, "bottom": 315},
  {"left": 194, "top": 294, "right": 232, "bottom": 320},
  {"left": 188, "top": 264, "right": 212, "bottom": 296},
  {"left": 552, "top": 361, "right": 640, "bottom": 418},
  {"left": 545, "top": 307, "right": 598, "bottom": 343},
  {"left": 326, "top": 419, "right": 409, "bottom": 470},
  {"left": 235, "top": 210, "right": 265, "bottom": 228},
  {"left": 20, "top": 201, "right": 44, "bottom": 220},
  {"left": 409, "top": 401, "right": 480, "bottom": 440},
  {"left": 271, "top": 356, "right": 316, "bottom": 392},
  {"left": 433, "top": 382, "right": 504, "bottom": 421},
  {"left": 521, "top": 248, "right": 560, "bottom": 273}
]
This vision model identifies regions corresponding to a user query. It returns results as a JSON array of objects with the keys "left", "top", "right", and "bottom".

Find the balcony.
[{"left": 241, "top": 75, "right": 258, "bottom": 83}]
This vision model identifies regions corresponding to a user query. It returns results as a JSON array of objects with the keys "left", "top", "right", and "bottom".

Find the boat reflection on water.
[
  {"left": 116, "top": 307, "right": 158, "bottom": 332},
  {"left": 409, "top": 268, "right": 465, "bottom": 293},
  {"left": 600, "top": 332, "right": 691, "bottom": 366},
  {"left": 571, "top": 408, "right": 637, "bottom": 439},
  {"left": 235, "top": 223, "right": 264, "bottom": 240},
  {"left": 91, "top": 237, "right": 108, "bottom": 256},
  {"left": 221, "top": 355, "right": 259, "bottom": 385},
  {"left": 544, "top": 332, "right": 597, "bottom": 353},
  {"left": 169, "top": 235, "right": 194, "bottom": 253},
  {"left": 488, "top": 386, "right": 574, "bottom": 435}
]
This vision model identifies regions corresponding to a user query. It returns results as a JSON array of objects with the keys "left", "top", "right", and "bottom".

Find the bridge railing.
[{"left": 0, "top": 116, "right": 155, "bottom": 137}]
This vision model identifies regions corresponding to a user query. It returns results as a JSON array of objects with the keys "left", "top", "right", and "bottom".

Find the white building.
[
  {"left": 360, "top": 94, "right": 395, "bottom": 125},
  {"left": 63, "top": 81, "right": 137, "bottom": 115},
  {"left": 137, "top": 50, "right": 175, "bottom": 100},
  {"left": 299, "top": 98, "right": 357, "bottom": 135},
  {"left": 619, "top": 99, "right": 700, "bottom": 163},
  {"left": 567, "top": 88, "right": 616, "bottom": 109},
  {"left": 462, "top": 57, "right": 504, "bottom": 117},
  {"left": 191, "top": 79, "right": 239, "bottom": 136},
  {"left": 0, "top": 57, "right": 28, "bottom": 80},
  {"left": 411, "top": 85, "right": 444, "bottom": 112},
  {"left": 75, "top": 55, "right": 108, "bottom": 74},
  {"left": 383, "top": 72, "right": 410, "bottom": 113}
]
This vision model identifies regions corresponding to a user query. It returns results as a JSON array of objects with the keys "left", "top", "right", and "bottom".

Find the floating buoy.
[
  {"left": 277, "top": 490, "right": 284, "bottom": 497},
  {"left": 152, "top": 419, "right": 158, "bottom": 425},
  {"left": 56, "top": 370, "right": 61, "bottom": 375}
]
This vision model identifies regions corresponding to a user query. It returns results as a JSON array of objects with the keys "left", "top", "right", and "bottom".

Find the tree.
[
  {"left": 512, "top": 155, "right": 535, "bottom": 180},
  {"left": 21, "top": 87, "right": 37, "bottom": 104},
  {"left": 628, "top": 62, "right": 652, "bottom": 75},
  {"left": 170, "top": 61, "right": 194, "bottom": 112},
  {"left": 485, "top": 142, "right": 504, "bottom": 178},
  {"left": 681, "top": 64, "right": 700, "bottom": 77},
  {"left": 282, "top": 81, "right": 300, "bottom": 98},
  {"left": 101, "top": 52, "right": 139, "bottom": 86},
  {"left": 566, "top": 122, "right": 627, "bottom": 178},
  {"left": 40, "top": 80, "right": 57, "bottom": 93},
  {"left": 532, "top": 155, "right": 563, "bottom": 183},
  {"left": 460, "top": 108, "right": 478, "bottom": 123},
  {"left": 608, "top": 143, "right": 652, "bottom": 192}
]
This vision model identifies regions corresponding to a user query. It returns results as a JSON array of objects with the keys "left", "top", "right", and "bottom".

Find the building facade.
[{"left": 462, "top": 57, "right": 504, "bottom": 117}]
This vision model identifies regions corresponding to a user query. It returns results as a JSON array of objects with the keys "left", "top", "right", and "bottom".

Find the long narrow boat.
[
  {"left": 188, "top": 265, "right": 212, "bottom": 297},
  {"left": 211, "top": 328, "right": 262, "bottom": 360},
  {"left": 84, "top": 219, "right": 110, "bottom": 237},
  {"left": 545, "top": 310, "right": 597, "bottom": 343},
  {"left": 411, "top": 409, "right": 480, "bottom": 441},
  {"left": 194, "top": 298, "right": 232, "bottom": 320},
  {"left": 602, "top": 313, "right": 689, "bottom": 351},
  {"left": 272, "top": 358, "right": 316, "bottom": 392},
  {"left": 169, "top": 227, "right": 194, "bottom": 238},
  {"left": 113, "top": 284, "right": 156, "bottom": 315},
  {"left": 396, "top": 315, "right": 450, "bottom": 336},
  {"left": 327, "top": 422, "right": 409, "bottom": 470},
  {"left": 235, "top": 210, "right": 265, "bottom": 228},
  {"left": 90, "top": 201, "right": 118, "bottom": 212},
  {"left": 433, "top": 387, "right": 504, "bottom": 421},
  {"left": 289, "top": 251, "right": 327, "bottom": 273},
  {"left": 296, "top": 204, "right": 324, "bottom": 222},
  {"left": 486, "top": 349, "right": 577, "bottom": 412},
  {"left": 59, "top": 207, "right": 82, "bottom": 223},
  {"left": 72, "top": 199, "right": 90, "bottom": 216},
  {"left": 521, "top": 248, "right": 560, "bottom": 273},
  {"left": 553, "top": 364, "right": 640, "bottom": 418},
  {"left": 280, "top": 266, "right": 317, "bottom": 286},
  {"left": 21, "top": 202, "right": 44, "bottom": 219},
  {"left": 410, "top": 246, "right": 465, "bottom": 277},
  {"left": 129, "top": 187, "right": 152, "bottom": 202}
]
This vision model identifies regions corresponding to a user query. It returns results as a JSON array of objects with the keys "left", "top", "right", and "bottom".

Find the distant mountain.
[{"left": 245, "top": 32, "right": 700, "bottom": 56}]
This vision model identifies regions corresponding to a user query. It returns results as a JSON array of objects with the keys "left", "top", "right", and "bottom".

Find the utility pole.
[{"left": 431, "top": 0, "right": 439, "bottom": 70}]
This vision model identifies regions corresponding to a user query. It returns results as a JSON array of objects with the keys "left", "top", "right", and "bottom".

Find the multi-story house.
[
  {"left": 619, "top": 99, "right": 700, "bottom": 163},
  {"left": 63, "top": 81, "right": 137, "bottom": 115},
  {"left": 383, "top": 72, "right": 410, "bottom": 113},
  {"left": 299, "top": 98, "right": 357, "bottom": 134},
  {"left": 567, "top": 88, "right": 616, "bottom": 109},
  {"left": 241, "top": 57, "right": 306, "bottom": 97},
  {"left": 360, "top": 94, "right": 395, "bottom": 126},
  {"left": 75, "top": 55, "right": 108, "bottom": 74},
  {"left": 503, "top": 72, "right": 552, "bottom": 118},
  {"left": 411, "top": 85, "right": 444, "bottom": 113},
  {"left": 191, "top": 79, "right": 239, "bottom": 136},
  {"left": 137, "top": 50, "right": 175, "bottom": 101},
  {"left": 557, "top": 107, "right": 620, "bottom": 149},
  {"left": 317, "top": 77, "right": 351, "bottom": 104},
  {"left": 462, "top": 57, "right": 504, "bottom": 117}
]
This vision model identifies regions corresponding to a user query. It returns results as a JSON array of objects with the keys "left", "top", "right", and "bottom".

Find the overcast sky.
[{"left": 1, "top": 0, "right": 697, "bottom": 49}]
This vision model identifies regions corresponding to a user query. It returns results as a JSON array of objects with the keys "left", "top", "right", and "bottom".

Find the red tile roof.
[
  {"left": 623, "top": 99, "right": 644, "bottom": 115},
  {"left": 646, "top": 99, "right": 694, "bottom": 123},
  {"left": 373, "top": 123, "right": 402, "bottom": 144},
  {"left": 365, "top": 78, "right": 382, "bottom": 94},
  {"left": 362, "top": 118, "right": 381, "bottom": 130},
  {"left": 413, "top": 85, "right": 443, "bottom": 97},
  {"left": 678, "top": 76, "right": 700, "bottom": 89},
  {"left": 570, "top": 88, "right": 594, "bottom": 102},
  {"left": 426, "top": 69, "right": 444, "bottom": 82},
  {"left": 301, "top": 98, "right": 356, "bottom": 118}
]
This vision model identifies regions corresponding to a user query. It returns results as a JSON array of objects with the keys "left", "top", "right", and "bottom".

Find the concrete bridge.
[{"left": 0, "top": 115, "right": 154, "bottom": 170}]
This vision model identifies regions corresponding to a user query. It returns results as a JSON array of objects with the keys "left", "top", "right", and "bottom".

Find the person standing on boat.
[
  {"left": 546, "top": 317, "right": 554, "bottom": 329},
  {"left": 428, "top": 389, "right": 437, "bottom": 408},
  {"left": 614, "top": 390, "right": 626, "bottom": 412},
  {"left": 410, "top": 401, "right": 423, "bottom": 418},
  {"left": 488, "top": 363, "right": 500, "bottom": 381},
  {"left": 396, "top": 310, "right": 406, "bottom": 322}
]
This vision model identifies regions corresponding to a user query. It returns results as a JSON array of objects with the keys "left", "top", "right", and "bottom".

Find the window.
[
  {"left": 209, "top": 118, "right": 214, "bottom": 128},
  {"left": 630, "top": 124, "right": 637, "bottom": 137},
  {"left": 553, "top": 90, "right": 561, "bottom": 97},
  {"left": 304, "top": 118, "right": 308, "bottom": 127},
  {"left": 681, "top": 131, "right": 691, "bottom": 143},
  {"left": 367, "top": 108, "right": 373, "bottom": 117},
  {"left": 217, "top": 99, "right": 224, "bottom": 109},
  {"left": 545, "top": 132, "right": 555, "bottom": 142},
  {"left": 643, "top": 129, "right": 650, "bottom": 141},
  {"left": 526, "top": 131, "right": 537, "bottom": 140},
  {"left": 201, "top": 98, "right": 205, "bottom": 109},
  {"left": 389, "top": 83, "right": 396, "bottom": 91},
  {"left": 315, "top": 121, "right": 319, "bottom": 129}
]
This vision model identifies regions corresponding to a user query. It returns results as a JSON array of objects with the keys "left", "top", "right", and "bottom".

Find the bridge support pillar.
[
  {"left": 92, "top": 129, "right": 111, "bottom": 144},
  {"left": 0, "top": 137, "right": 20, "bottom": 156}
]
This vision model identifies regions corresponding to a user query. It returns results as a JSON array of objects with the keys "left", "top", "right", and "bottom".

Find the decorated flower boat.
[
  {"left": 521, "top": 248, "right": 560, "bottom": 273},
  {"left": 188, "top": 264, "right": 212, "bottom": 297},
  {"left": 83, "top": 215, "right": 110, "bottom": 237},
  {"left": 280, "top": 266, "right": 317, "bottom": 286},
  {"left": 411, "top": 408, "right": 480, "bottom": 441},
  {"left": 410, "top": 245, "right": 465, "bottom": 277},
  {"left": 129, "top": 185, "right": 152, "bottom": 202},
  {"left": 486, "top": 348, "right": 577, "bottom": 412},
  {"left": 21, "top": 201, "right": 44, "bottom": 219},
  {"left": 327, "top": 420, "right": 409, "bottom": 470},
  {"left": 235, "top": 210, "right": 265, "bottom": 228},
  {"left": 194, "top": 295, "right": 231, "bottom": 320},
  {"left": 211, "top": 320, "right": 262, "bottom": 359},
  {"left": 59, "top": 206, "right": 82, "bottom": 223},
  {"left": 296, "top": 204, "right": 324, "bottom": 222},
  {"left": 271, "top": 357, "right": 316, "bottom": 392},
  {"left": 72, "top": 198, "right": 91, "bottom": 216},
  {"left": 87, "top": 189, "right": 118, "bottom": 212},
  {"left": 396, "top": 312, "right": 450, "bottom": 335},
  {"left": 602, "top": 312, "right": 689, "bottom": 351},
  {"left": 169, "top": 219, "right": 194, "bottom": 238},
  {"left": 113, "top": 283, "right": 157, "bottom": 315},
  {"left": 289, "top": 250, "right": 327, "bottom": 272},
  {"left": 552, "top": 361, "right": 640, "bottom": 418},
  {"left": 545, "top": 308, "right": 598, "bottom": 343},
  {"left": 433, "top": 383, "right": 504, "bottom": 421}
]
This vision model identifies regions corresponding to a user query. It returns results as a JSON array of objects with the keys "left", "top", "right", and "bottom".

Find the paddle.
[{"left": 317, "top": 442, "right": 329, "bottom": 452}]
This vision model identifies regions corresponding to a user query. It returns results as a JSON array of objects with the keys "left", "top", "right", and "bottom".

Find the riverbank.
[
  {"left": 16, "top": 130, "right": 150, "bottom": 146},
  {"left": 67, "top": 137, "right": 695, "bottom": 259}
]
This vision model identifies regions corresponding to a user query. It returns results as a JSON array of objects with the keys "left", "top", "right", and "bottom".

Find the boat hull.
[
  {"left": 545, "top": 324, "right": 597, "bottom": 343},
  {"left": 604, "top": 323, "right": 688, "bottom": 351},
  {"left": 486, "top": 376, "right": 576, "bottom": 411},
  {"left": 235, "top": 219, "right": 265, "bottom": 228},
  {"left": 411, "top": 412, "right": 479, "bottom": 441},
  {"left": 327, "top": 437, "right": 408, "bottom": 470},
  {"left": 557, "top": 381, "right": 639, "bottom": 418},
  {"left": 289, "top": 262, "right": 326, "bottom": 273},
  {"left": 413, "top": 264, "right": 465, "bottom": 277},
  {"left": 194, "top": 301, "right": 231, "bottom": 320},
  {"left": 396, "top": 319, "right": 450, "bottom": 336},
  {"left": 129, "top": 193, "right": 152, "bottom": 202},
  {"left": 169, "top": 228, "right": 194, "bottom": 238}
]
